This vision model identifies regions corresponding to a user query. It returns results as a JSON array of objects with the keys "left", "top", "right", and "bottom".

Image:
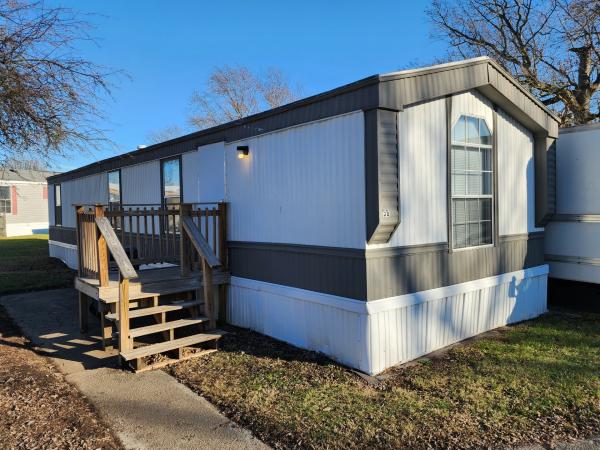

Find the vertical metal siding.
[
  {"left": 48, "top": 242, "right": 78, "bottom": 269},
  {"left": 121, "top": 160, "right": 161, "bottom": 205},
  {"left": 228, "top": 277, "right": 369, "bottom": 371},
  {"left": 228, "top": 267, "right": 547, "bottom": 375},
  {"left": 555, "top": 128, "right": 600, "bottom": 214},
  {"left": 182, "top": 142, "right": 225, "bottom": 202},
  {"left": 370, "top": 98, "right": 448, "bottom": 248},
  {"left": 225, "top": 112, "right": 366, "bottom": 249},
  {"left": 497, "top": 108, "right": 539, "bottom": 235},
  {"left": 367, "top": 267, "right": 548, "bottom": 374},
  {"left": 60, "top": 173, "right": 108, "bottom": 227}
]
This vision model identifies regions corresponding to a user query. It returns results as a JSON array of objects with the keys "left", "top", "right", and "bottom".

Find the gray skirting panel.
[
  {"left": 229, "top": 233, "right": 545, "bottom": 301},
  {"left": 49, "top": 226, "right": 77, "bottom": 245}
]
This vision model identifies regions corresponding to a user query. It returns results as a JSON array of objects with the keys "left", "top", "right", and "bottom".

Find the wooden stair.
[
  {"left": 122, "top": 331, "right": 226, "bottom": 362},
  {"left": 75, "top": 203, "right": 229, "bottom": 373},
  {"left": 129, "top": 317, "right": 209, "bottom": 339},
  {"left": 105, "top": 291, "right": 224, "bottom": 373},
  {"left": 105, "top": 300, "right": 204, "bottom": 321}
]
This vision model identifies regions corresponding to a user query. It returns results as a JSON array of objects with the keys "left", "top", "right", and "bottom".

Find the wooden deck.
[
  {"left": 75, "top": 266, "right": 230, "bottom": 303},
  {"left": 72, "top": 202, "right": 230, "bottom": 372}
]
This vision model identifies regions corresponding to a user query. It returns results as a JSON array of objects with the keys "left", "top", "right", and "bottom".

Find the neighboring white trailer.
[{"left": 546, "top": 123, "right": 600, "bottom": 285}]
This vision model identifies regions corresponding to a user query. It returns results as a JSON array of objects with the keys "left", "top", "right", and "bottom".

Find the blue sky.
[{"left": 51, "top": 0, "right": 445, "bottom": 172}]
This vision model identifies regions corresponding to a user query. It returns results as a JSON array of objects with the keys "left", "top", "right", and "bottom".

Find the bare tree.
[
  {"left": 0, "top": 157, "right": 50, "bottom": 171},
  {"left": 0, "top": 0, "right": 115, "bottom": 164},
  {"left": 189, "top": 65, "right": 302, "bottom": 129},
  {"left": 146, "top": 125, "right": 185, "bottom": 145},
  {"left": 428, "top": 0, "right": 600, "bottom": 125}
]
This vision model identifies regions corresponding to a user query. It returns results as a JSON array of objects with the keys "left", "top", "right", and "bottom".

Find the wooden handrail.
[
  {"left": 95, "top": 216, "right": 137, "bottom": 354},
  {"left": 95, "top": 217, "right": 137, "bottom": 279},
  {"left": 181, "top": 215, "right": 221, "bottom": 268}
]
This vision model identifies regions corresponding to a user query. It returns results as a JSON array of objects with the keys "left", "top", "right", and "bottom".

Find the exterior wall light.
[{"left": 237, "top": 145, "right": 249, "bottom": 159}]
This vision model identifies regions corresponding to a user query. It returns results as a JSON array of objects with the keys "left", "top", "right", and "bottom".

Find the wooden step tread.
[
  {"left": 105, "top": 300, "right": 202, "bottom": 321},
  {"left": 121, "top": 331, "right": 226, "bottom": 361},
  {"left": 129, "top": 317, "right": 209, "bottom": 338}
]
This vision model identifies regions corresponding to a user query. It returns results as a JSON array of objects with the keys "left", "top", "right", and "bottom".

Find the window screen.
[{"left": 451, "top": 116, "right": 493, "bottom": 249}]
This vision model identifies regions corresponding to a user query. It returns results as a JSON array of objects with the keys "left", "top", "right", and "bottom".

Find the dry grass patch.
[
  {"left": 170, "top": 312, "right": 600, "bottom": 449},
  {"left": 0, "top": 235, "right": 75, "bottom": 295}
]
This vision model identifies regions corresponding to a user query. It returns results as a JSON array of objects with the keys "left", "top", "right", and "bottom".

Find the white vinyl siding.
[
  {"left": 225, "top": 112, "right": 365, "bottom": 249},
  {"left": 496, "top": 108, "right": 539, "bottom": 235},
  {"left": 182, "top": 142, "right": 225, "bottom": 203},
  {"left": 369, "top": 97, "right": 448, "bottom": 249},
  {"left": 57, "top": 173, "right": 108, "bottom": 228},
  {"left": 121, "top": 160, "right": 161, "bottom": 206}
]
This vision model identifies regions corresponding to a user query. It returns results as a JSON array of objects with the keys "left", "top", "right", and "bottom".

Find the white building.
[{"left": 0, "top": 169, "right": 57, "bottom": 237}]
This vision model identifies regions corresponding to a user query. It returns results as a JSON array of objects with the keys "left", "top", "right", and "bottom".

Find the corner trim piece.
[{"left": 364, "top": 108, "right": 400, "bottom": 244}]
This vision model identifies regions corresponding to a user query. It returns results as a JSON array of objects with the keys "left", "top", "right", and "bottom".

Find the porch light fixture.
[{"left": 237, "top": 145, "right": 249, "bottom": 159}]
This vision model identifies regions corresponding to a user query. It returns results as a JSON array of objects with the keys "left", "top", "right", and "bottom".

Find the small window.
[
  {"left": 108, "top": 170, "right": 121, "bottom": 206},
  {"left": 0, "top": 186, "right": 11, "bottom": 213},
  {"left": 54, "top": 184, "right": 62, "bottom": 226},
  {"left": 161, "top": 157, "right": 181, "bottom": 205},
  {"left": 451, "top": 115, "right": 493, "bottom": 249}
]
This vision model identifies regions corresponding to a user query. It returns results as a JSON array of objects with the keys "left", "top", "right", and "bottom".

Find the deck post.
[
  {"left": 118, "top": 275, "right": 131, "bottom": 353},
  {"left": 74, "top": 205, "right": 84, "bottom": 276},
  {"left": 179, "top": 203, "right": 192, "bottom": 276},
  {"left": 202, "top": 258, "right": 215, "bottom": 329},
  {"left": 217, "top": 202, "right": 228, "bottom": 268},
  {"left": 95, "top": 205, "right": 109, "bottom": 287}
]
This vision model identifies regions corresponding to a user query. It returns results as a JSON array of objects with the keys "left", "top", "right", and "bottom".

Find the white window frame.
[
  {"left": 450, "top": 114, "right": 494, "bottom": 251},
  {"left": 0, "top": 185, "right": 11, "bottom": 214}
]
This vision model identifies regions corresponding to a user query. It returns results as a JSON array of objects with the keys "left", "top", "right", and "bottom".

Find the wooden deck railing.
[{"left": 75, "top": 202, "right": 228, "bottom": 284}]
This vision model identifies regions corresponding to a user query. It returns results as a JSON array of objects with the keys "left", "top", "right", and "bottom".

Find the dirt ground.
[{"left": 0, "top": 305, "right": 123, "bottom": 450}]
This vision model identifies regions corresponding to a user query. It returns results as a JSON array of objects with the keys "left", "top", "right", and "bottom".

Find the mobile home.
[
  {"left": 0, "top": 169, "right": 57, "bottom": 237},
  {"left": 545, "top": 123, "right": 600, "bottom": 310},
  {"left": 47, "top": 57, "right": 559, "bottom": 374}
]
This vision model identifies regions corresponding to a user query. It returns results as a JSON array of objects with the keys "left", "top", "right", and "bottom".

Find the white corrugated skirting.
[
  {"left": 48, "top": 240, "right": 78, "bottom": 270},
  {"left": 228, "top": 265, "right": 549, "bottom": 375},
  {"left": 5, "top": 222, "right": 49, "bottom": 237}
]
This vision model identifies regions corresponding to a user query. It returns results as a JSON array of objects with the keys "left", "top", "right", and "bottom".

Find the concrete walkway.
[{"left": 0, "top": 288, "right": 268, "bottom": 450}]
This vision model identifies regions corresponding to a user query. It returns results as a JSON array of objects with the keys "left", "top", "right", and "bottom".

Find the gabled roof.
[
  {"left": 0, "top": 168, "right": 58, "bottom": 182},
  {"left": 49, "top": 57, "right": 559, "bottom": 184}
]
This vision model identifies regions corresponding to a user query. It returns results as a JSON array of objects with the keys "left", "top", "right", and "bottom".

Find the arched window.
[{"left": 451, "top": 115, "right": 493, "bottom": 249}]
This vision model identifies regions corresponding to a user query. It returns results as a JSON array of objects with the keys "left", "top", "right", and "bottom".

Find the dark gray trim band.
[
  {"left": 229, "top": 233, "right": 545, "bottom": 301},
  {"left": 49, "top": 226, "right": 77, "bottom": 245},
  {"left": 534, "top": 135, "right": 557, "bottom": 227},
  {"left": 365, "top": 233, "right": 545, "bottom": 300},
  {"left": 228, "top": 241, "right": 367, "bottom": 300},
  {"left": 365, "top": 108, "right": 400, "bottom": 244},
  {"left": 545, "top": 254, "right": 600, "bottom": 267},
  {"left": 551, "top": 214, "right": 600, "bottom": 223},
  {"left": 446, "top": 96, "right": 453, "bottom": 252}
]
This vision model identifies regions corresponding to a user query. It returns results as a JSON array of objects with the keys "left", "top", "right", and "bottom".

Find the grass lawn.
[
  {"left": 170, "top": 312, "right": 600, "bottom": 449},
  {"left": 0, "top": 235, "right": 75, "bottom": 295}
]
